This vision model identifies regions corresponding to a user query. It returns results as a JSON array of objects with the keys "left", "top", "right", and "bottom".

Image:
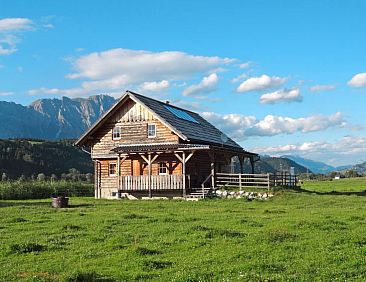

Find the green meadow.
[{"left": 1, "top": 177, "right": 366, "bottom": 281}]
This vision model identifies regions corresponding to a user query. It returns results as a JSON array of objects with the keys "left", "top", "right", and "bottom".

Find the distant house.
[{"left": 75, "top": 91, "right": 258, "bottom": 199}]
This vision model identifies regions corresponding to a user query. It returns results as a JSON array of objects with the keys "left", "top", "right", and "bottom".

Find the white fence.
[
  {"left": 216, "top": 173, "right": 270, "bottom": 189},
  {"left": 216, "top": 172, "right": 298, "bottom": 189},
  {"left": 120, "top": 174, "right": 184, "bottom": 191}
]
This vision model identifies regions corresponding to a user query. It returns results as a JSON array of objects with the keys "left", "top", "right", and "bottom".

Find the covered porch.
[{"left": 94, "top": 143, "right": 258, "bottom": 199}]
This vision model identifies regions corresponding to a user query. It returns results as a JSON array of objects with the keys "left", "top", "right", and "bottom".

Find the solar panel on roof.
[{"left": 164, "top": 105, "right": 199, "bottom": 123}]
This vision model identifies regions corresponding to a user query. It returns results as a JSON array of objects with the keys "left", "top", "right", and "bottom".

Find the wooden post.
[
  {"left": 209, "top": 152, "right": 216, "bottom": 188},
  {"left": 239, "top": 173, "right": 242, "bottom": 191},
  {"left": 174, "top": 151, "right": 194, "bottom": 198},
  {"left": 94, "top": 160, "right": 98, "bottom": 199},
  {"left": 182, "top": 151, "right": 186, "bottom": 198},
  {"left": 148, "top": 154, "right": 152, "bottom": 198},
  {"left": 250, "top": 156, "right": 255, "bottom": 174},
  {"left": 239, "top": 156, "right": 244, "bottom": 174},
  {"left": 95, "top": 161, "right": 101, "bottom": 199},
  {"left": 117, "top": 154, "right": 121, "bottom": 193},
  {"left": 267, "top": 173, "right": 270, "bottom": 190}
]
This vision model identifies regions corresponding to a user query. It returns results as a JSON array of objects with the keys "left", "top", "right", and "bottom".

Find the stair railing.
[{"left": 201, "top": 173, "right": 213, "bottom": 199}]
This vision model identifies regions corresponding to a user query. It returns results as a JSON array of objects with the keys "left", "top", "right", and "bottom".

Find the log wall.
[{"left": 90, "top": 98, "right": 179, "bottom": 158}]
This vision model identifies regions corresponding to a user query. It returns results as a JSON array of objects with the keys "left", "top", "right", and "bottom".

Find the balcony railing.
[{"left": 119, "top": 174, "right": 184, "bottom": 191}]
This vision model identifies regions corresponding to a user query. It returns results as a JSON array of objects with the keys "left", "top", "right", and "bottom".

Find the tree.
[
  {"left": 1, "top": 172, "right": 7, "bottom": 181},
  {"left": 19, "top": 174, "right": 27, "bottom": 182},
  {"left": 50, "top": 174, "right": 57, "bottom": 182},
  {"left": 37, "top": 173, "right": 46, "bottom": 182},
  {"left": 86, "top": 173, "right": 93, "bottom": 183}
]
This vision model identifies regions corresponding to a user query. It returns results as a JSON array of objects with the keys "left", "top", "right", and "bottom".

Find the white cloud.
[
  {"left": 309, "top": 84, "right": 336, "bottom": 92},
  {"left": 348, "top": 73, "right": 366, "bottom": 88},
  {"left": 0, "top": 34, "right": 18, "bottom": 55},
  {"left": 246, "top": 112, "right": 345, "bottom": 136},
  {"left": 239, "top": 62, "right": 252, "bottom": 69},
  {"left": 236, "top": 74, "right": 287, "bottom": 93},
  {"left": 67, "top": 48, "right": 234, "bottom": 83},
  {"left": 172, "top": 100, "right": 201, "bottom": 111},
  {"left": 42, "top": 23, "right": 54, "bottom": 29},
  {"left": 260, "top": 88, "right": 302, "bottom": 104},
  {"left": 201, "top": 112, "right": 345, "bottom": 140},
  {"left": 201, "top": 112, "right": 256, "bottom": 140},
  {"left": 231, "top": 73, "right": 248, "bottom": 83},
  {"left": 0, "top": 18, "right": 34, "bottom": 32},
  {"left": 0, "top": 91, "right": 13, "bottom": 96},
  {"left": 32, "top": 49, "right": 234, "bottom": 98},
  {"left": 183, "top": 73, "right": 218, "bottom": 96},
  {"left": 28, "top": 87, "right": 88, "bottom": 97},
  {"left": 253, "top": 136, "right": 366, "bottom": 166},
  {"left": 0, "top": 18, "right": 34, "bottom": 56},
  {"left": 139, "top": 80, "right": 170, "bottom": 92}
]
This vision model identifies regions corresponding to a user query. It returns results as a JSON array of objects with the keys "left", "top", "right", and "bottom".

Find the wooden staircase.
[
  {"left": 185, "top": 187, "right": 212, "bottom": 200},
  {"left": 185, "top": 173, "right": 213, "bottom": 200}
]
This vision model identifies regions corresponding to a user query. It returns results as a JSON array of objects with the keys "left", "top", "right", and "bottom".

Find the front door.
[{"left": 132, "top": 159, "right": 141, "bottom": 176}]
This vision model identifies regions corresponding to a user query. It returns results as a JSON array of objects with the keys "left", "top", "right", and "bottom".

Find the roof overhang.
[
  {"left": 111, "top": 143, "right": 210, "bottom": 154},
  {"left": 110, "top": 142, "right": 258, "bottom": 157}
]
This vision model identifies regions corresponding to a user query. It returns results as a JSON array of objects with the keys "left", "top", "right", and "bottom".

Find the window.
[
  {"left": 164, "top": 105, "right": 199, "bottom": 123},
  {"left": 112, "top": 126, "right": 121, "bottom": 140},
  {"left": 158, "top": 162, "right": 168, "bottom": 175},
  {"left": 109, "top": 163, "right": 117, "bottom": 176},
  {"left": 147, "top": 124, "right": 156, "bottom": 138}
]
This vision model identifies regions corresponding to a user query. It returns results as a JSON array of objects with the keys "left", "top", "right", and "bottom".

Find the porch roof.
[
  {"left": 111, "top": 143, "right": 210, "bottom": 153},
  {"left": 110, "top": 142, "right": 257, "bottom": 157}
]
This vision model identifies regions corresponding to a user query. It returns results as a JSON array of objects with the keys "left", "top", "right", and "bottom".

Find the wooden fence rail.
[
  {"left": 216, "top": 173, "right": 270, "bottom": 190},
  {"left": 216, "top": 172, "right": 298, "bottom": 190},
  {"left": 271, "top": 172, "right": 298, "bottom": 187}
]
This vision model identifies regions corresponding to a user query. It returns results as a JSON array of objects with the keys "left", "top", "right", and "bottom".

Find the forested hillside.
[
  {"left": 254, "top": 156, "right": 310, "bottom": 174},
  {"left": 0, "top": 139, "right": 92, "bottom": 179}
]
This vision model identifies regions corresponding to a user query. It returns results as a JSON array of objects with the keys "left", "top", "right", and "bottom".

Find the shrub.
[{"left": 0, "top": 180, "right": 93, "bottom": 200}]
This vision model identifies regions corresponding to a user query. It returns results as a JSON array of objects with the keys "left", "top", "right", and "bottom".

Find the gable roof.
[{"left": 75, "top": 90, "right": 243, "bottom": 150}]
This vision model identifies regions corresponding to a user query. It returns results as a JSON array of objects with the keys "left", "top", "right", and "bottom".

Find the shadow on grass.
[
  {"left": 0, "top": 201, "right": 50, "bottom": 208},
  {"left": 276, "top": 186, "right": 366, "bottom": 196},
  {"left": 0, "top": 201, "right": 93, "bottom": 208}
]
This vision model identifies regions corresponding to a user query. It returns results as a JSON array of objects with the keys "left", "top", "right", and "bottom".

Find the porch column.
[
  {"left": 95, "top": 161, "right": 101, "bottom": 199},
  {"left": 250, "top": 156, "right": 255, "bottom": 174},
  {"left": 182, "top": 152, "right": 186, "bottom": 198},
  {"left": 117, "top": 154, "right": 121, "bottom": 192},
  {"left": 148, "top": 154, "right": 152, "bottom": 198},
  {"left": 239, "top": 156, "right": 244, "bottom": 174},
  {"left": 174, "top": 151, "right": 195, "bottom": 198},
  {"left": 209, "top": 152, "right": 216, "bottom": 188},
  {"left": 140, "top": 153, "right": 160, "bottom": 198},
  {"left": 94, "top": 160, "right": 98, "bottom": 199}
]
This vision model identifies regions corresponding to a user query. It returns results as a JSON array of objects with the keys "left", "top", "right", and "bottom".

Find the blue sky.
[{"left": 1, "top": 0, "right": 366, "bottom": 166}]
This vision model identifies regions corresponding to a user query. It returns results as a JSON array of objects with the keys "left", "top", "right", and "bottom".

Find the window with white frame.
[
  {"left": 147, "top": 124, "right": 156, "bottom": 138},
  {"left": 112, "top": 126, "right": 121, "bottom": 140},
  {"left": 109, "top": 163, "right": 117, "bottom": 176},
  {"left": 158, "top": 162, "right": 168, "bottom": 175}
]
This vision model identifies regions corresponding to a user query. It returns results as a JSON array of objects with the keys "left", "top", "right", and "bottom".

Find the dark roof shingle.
[{"left": 131, "top": 92, "right": 242, "bottom": 149}]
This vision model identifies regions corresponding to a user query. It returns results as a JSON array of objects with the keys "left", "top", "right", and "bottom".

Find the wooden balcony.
[{"left": 119, "top": 174, "right": 186, "bottom": 191}]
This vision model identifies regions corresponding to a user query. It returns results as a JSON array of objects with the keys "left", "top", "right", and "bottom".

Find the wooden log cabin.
[{"left": 75, "top": 91, "right": 258, "bottom": 199}]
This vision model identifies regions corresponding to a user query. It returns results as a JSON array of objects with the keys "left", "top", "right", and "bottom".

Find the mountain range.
[
  {"left": 0, "top": 95, "right": 362, "bottom": 174},
  {"left": 0, "top": 95, "right": 116, "bottom": 140},
  {"left": 282, "top": 155, "right": 353, "bottom": 174}
]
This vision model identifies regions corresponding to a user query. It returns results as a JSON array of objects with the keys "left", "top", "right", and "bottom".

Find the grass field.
[{"left": 1, "top": 178, "right": 366, "bottom": 281}]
